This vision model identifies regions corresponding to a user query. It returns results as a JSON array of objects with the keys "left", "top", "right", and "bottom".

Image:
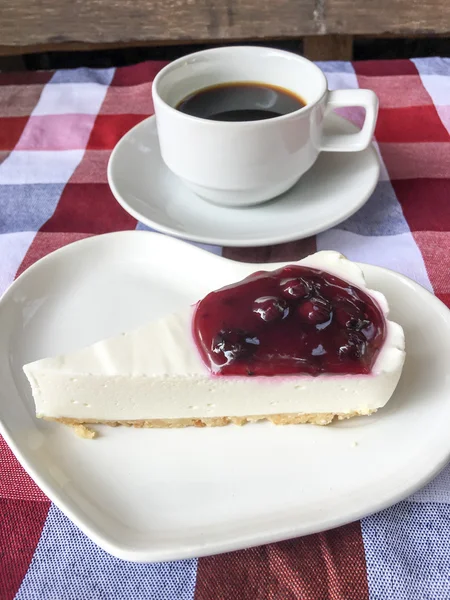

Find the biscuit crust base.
[{"left": 44, "top": 409, "right": 375, "bottom": 429}]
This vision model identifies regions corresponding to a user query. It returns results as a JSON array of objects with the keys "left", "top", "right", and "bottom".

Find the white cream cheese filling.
[{"left": 23, "top": 251, "right": 405, "bottom": 421}]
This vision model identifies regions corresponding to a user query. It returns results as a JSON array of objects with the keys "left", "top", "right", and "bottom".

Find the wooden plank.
[
  {"left": 0, "top": 0, "right": 448, "bottom": 48},
  {"left": 303, "top": 35, "right": 353, "bottom": 60},
  {"left": 0, "top": 0, "right": 317, "bottom": 47},
  {"left": 326, "top": 0, "right": 450, "bottom": 35}
]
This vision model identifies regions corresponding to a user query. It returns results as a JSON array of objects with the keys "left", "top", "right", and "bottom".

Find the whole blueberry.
[
  {"left": 347, "top": 317, "right": 371, "bottom": 332},
  {"left": 211, "top": 329, "right": 259, "bottom": 364},
  {"left": 339, "top": 332, "right": 367, "bottom": 360},
  {"left": 253, "top": 296, "right": 289, "bottom": 322},
  {"left": 280, "top": 277, "right": 311, "bottom": 300},
  {"left": 297, "top": 297, "right": 332, "bottom": 325},
  {"left": 334, "top": 304, "right": 358, "bottom": 327}
]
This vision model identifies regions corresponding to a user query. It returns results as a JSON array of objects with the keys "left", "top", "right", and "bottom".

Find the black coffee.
[{"left": 176, "top": 82, "right": 306, "bottom": 122}]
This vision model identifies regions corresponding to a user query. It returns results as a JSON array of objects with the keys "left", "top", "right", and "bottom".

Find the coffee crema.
[{"left": 176, "top": 82, "right": 306, "bottom": 122}]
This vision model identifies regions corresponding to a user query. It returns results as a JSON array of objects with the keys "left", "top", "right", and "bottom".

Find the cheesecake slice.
[{"left": 23, "top": 251, "right": 405, "bottom": 429}]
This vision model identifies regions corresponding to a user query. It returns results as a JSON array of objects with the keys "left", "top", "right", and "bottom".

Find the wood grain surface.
[
  {"left": 303, "top": 35, "right": 353, "bottom": 60},
  {"left": 1, "top": 0, "right": 449, "bottom": 47},
  {"left": 326, "top": 0, "right": 450, "bottom": 35},
  {"left": 0, "top": 0, "right": 315, "bottom": 46}
]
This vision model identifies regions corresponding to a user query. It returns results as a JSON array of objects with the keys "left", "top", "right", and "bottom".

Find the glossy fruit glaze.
[{"left": 192, "top": 265, "right": 386, "bottom": 376}]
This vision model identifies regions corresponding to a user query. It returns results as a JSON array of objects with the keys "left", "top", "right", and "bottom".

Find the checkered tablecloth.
[{"left": 1, "top": 56, "right": 450, "bottom": 599}]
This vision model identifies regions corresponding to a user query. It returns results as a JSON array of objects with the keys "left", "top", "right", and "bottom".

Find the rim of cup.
[{"left": 152, "top": 46, "right": 328, "bottom": 127}]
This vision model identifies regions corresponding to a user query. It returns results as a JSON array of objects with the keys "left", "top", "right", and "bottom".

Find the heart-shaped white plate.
[{"left": 1, "top": 231, "right": 450, "bottom": 562}]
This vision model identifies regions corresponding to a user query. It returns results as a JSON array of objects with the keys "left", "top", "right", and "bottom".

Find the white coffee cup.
[{"left": 152, "top": 46, "right": 378, "bottom": 208}]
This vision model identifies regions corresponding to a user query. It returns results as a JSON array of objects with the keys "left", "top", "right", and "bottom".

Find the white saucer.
[
  {"left": 108, "top": 115, "right": 380, "bottom": 247},
  {"left": 2, "top": 232, "right": 450, "bottom": 563}
]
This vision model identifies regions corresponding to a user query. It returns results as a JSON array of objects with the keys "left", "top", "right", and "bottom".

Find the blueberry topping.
[{"left": 193, "top": 264, "right": 386, "bottom": 376}]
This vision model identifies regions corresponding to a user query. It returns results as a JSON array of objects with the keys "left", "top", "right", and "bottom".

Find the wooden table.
[{"left": 0, "top": 0, "right": 449, "bottom": 62}]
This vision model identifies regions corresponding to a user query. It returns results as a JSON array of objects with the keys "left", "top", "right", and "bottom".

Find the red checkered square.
[
  {"left": 86, "top": 114, "right": 148, "bottom": 150},
  {"left": 375, "top": 106, "right": 449, "bottom": 142},
  {"left": 353, "top": 59, "right": 418, "bottom": 77},
  {"left": 110, "top": 60, "right": 167, "bottom": 86},
  {"left": 0, "top": 117, "right": 29, "bottom": 150},
  {"left": 40, "top": 183, "right": 137, "bottom": 234},
  {"left": 393, "top": 179, "right": 450, "bottom": 232}
]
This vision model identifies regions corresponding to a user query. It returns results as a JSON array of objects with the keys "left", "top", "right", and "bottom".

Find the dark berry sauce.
[{"left": 192, "top": 265, "right": 386, "bottom": 376}]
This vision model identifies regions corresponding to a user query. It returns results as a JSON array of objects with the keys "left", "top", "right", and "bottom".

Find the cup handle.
[{"left": 319, "top": 89, "right": 379, "bottom": 152}]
